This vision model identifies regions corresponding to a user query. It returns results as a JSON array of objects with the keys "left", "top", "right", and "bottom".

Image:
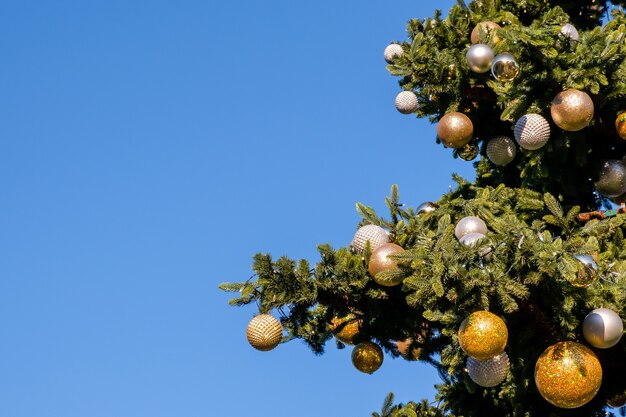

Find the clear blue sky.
[{"left": 0, "top": 1, "right": 478, "bottom": 416}]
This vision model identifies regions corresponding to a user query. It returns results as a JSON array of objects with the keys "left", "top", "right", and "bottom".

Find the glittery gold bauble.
[
  {"left": 368, "top": 243, "right": 405, "bottom": 286},
  {"left": 437, "top": 112, "right": 474, "bottom": 149},
  {"left": 608, "top": 391, "right": 626, "bottom": 408},
  {"left": 458, "top": 311, "right": 508, "bottom": 360},
  {"left": 534, "top": 341, "right": 602, "bottom": 409},
  {"left": 616, "top": 112, "right": 626, "bottom": 140},
  {"left": 246, "top": 314, "right": 283, "bottom": 351},
  {"left": 550, "top": 89, "right": 594, "bottom": 132},
  {"left": 490, "top": 53, "right": 520, "bottom": 82},
  {"left": 331, "top": 315, "right": 361, "bottom": 345},
  {"left": 352, "top": 342, "right": 384, "bottom": 374},
  {"left": 396, "top": 337, "right": 424, "bottom": 361},
  {"left": 470, "top": 21, "right": 502, "bottom": 44}
]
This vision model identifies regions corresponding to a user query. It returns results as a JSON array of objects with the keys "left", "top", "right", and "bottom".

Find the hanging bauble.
[
  {"left": 491, "top": 53, "right": 520, "bottom": 82},
  {"left": 384, "top": 43, "right": 404, "bottom": 63},
  {"left": 437, "top": 112, "right": 474, "bottom": 148},
  {"left": 459, "top": 143, "right": 479, "bottom": 161},
  {"left": 331, "top": 314, "right": 361, "bottom": 345},
  {"left": 350, "top": 224, "right": 389, "bottom": 254},
  {"left": 455, "top": 216, "right": 488, "bottom": 240},
  {"left": 569, "top": 254, "right": 598, "bottom": 288},
  {"left": 550, "top": 89, "right": 594, "bottom": 132},
  {"left": 470, "top": 21, "right": 502, "bottom": 44},
  {"left": 595, "top": 159, "right": 626, "bottom": 198},
  {"left": 486, "top": 136, "right": 517, "bottom": 166},
  {"left": 395, "top": 91, "right": 419, "bottom": 114},
  {"left": 560, "top": 23, "right": 579, "bottom": 42},
  {"left": 396, "top": 337, "right": 424, "bottom": 361},
  {"left": 608, "top": 392, "right": 626, "bottom": 408},
  {"left": 615, "top": 112, "right": 626, "bottom": 140},
  {"left": 467, "top": 352, "right": 510, "bottom": 387},
  {"left": 459, "top": 232, "right": 486, "bottom": 247},
  {"left": 246, "top": 314, "right": 283, "bottom": 351},
  {"left": 534, "top": 341, "right": 602, "bottom": 409},
  {"left": 352, "top": 341, "right": 384, "bottom": 374},
  {"left": 416, "top": 202, "right": 439, "bottom": 215},
  {"left": 466, "top": 44, "right": 494, "bottom": 74},
  {"left": 458, "top": 311, "right": 508, "bottom": 360},
  {"left": 583, "top": 308, "right": 624, "bottom": 349},
  {"left": 514, "top": 113, "right": 550, "bottom": 150},
  {"left": 368, "top": 242, "right": 405, "bottom": 286}
]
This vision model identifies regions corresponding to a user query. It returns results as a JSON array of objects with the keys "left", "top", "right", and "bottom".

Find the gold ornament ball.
[
  {"left": 550, "top": 89, "right": 594, "bottom": 132},
  {"left": 331, "top": 315, "right": 361, "bottom": 345},
  {"left": 470, "top": 21, "right": 502, "bottom": 44},
  {"left": 246, "top": 314, "right": 283, "bottom": 351},
  {"left": 616, "top": 112, "right": 626, "bottom": 140},
  {"left": 437, "top": 112, "right": 474, "bottom": 149},
  {"left": 534, "top": 341, "right": 602, "bottom": 409},
  {"left": 352, "top": 342, "right": 384, "bottom": 374},
  {"left": 458, "top": 311, "right": 508, "bottom": 360},
  {"left": 608, "top": 391, "right": 626, "bottom": 408},
  {"left": 491, "top": 53, "right": 520, "bottom": 82},
  {"left": 368, "top": 243, "right": 405, "bottom": 286}
]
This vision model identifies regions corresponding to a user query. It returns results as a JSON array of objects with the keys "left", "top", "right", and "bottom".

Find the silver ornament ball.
[
  {"left": 595, "top": 160, "right": 626, "bottom": 198},
  {"left": 467, "top": 352, "right": 510, "bottom": 387},
  {"left": 466, "top": 44, "right": 494, "bottom": 74},
  {"left": 416, "top": 202, "right": 439, "bottom": 215},
  {"left": 455, "top": 216, "right": 488, "bottom": 240},
  {"left": 395, "top": 91, "right": 419, "bottom": 114},
  {"left": 583, "top": 308, "right": 623, "bottom": 349},
  {"left": 384, "top": 43, "right": 404, "bottom": 63},
  {"left": 514, "top": 113, "right": 550, "bottom": 150},
  {"left": 350, "top": 225, "right": 389, "bottom": 254},
  {"left": 571, "top": 254, "right": 598, "bottom": 288},
  {"left": 491, "top": 53, "right": 520, "bottom": 82},
  {"left": 459, "top": 232, "right": 487, "bottom": 248},
  {"left": 487, "top": 136, "right": 517, "bottom": 166},
  {"left": 560, "top": 23, "right": 579, "bottom": 41}
]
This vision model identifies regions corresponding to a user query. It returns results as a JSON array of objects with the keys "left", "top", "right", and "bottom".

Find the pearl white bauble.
[
  {"left": 350, "top": 225, "right": 389, "bottom": 254},
  {"left": 384, "top": 43, "right": 404, "bottom": 63},
  {"left": 395, "top": 91, "right": 419, "bottom": 114},
  {"left": 466, "top": 44, "right": 494, "bottom": 74},
  {"left": 583, "top": 308, "right": 624, "bottom": 349},
  {"left": 560, "top": 23, "right": 579, "bottom": 41},
  {"left": 455, "top": 216, "right": 488, "bottom": 240}
]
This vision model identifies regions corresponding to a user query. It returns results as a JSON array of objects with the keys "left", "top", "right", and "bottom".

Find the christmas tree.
[{"left": 220, "top": 1, "right": 626, "bottom": 416}]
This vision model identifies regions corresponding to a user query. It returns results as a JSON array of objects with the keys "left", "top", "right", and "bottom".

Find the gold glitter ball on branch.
[
  {"left": 534, "top": 341, "right": 602, "bottom": 409},
  {"left": 331, "top": 315, "right": 361, "bottom": 345},
  {"left": 246, "top": 314, "right": 283, "bottom": 351},
  {"left": 352, "top": 342, "right": 384, "bottom": 374},
  {"left": 437, "top": 112, "right": 474, "bottom": 149},
  {"left": 616, "top": 112, "right": 626, "bottom": 140},
  {"left": 458, "top": 311, "right": 508, "bottom": 360},
  {"left": 368, "top": 243, "right": 405, "bottom": 286},
  {"left": 470, "top": 21, "right": 501, "bottom": 44},
  {"left": 550, "top": 88, "right": 594, "bottom": 132}
]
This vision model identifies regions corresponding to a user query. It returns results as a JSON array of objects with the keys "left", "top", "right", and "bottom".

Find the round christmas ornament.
[
  {"left": 608, "top": 392, "right": 626, "bottom": 408},
  {"left": 595, "top": 159, "right": 626, "bottom": 198},
  {"left": 570, "top": 254, "right": 598, "bottom": 288},
  {"left": 458, "top": 311, "right": 508, "bottom": 360},
  {"left": 395, "top": 91, "right": 419, "bottom": 114},
  {"left": 368, "top": 242, "right": 405, "bottom": 286},
  {"left": 246, "top": 314, "right": 283, "bottom": 351},
  {"left": 466, "top": 43, "right": 495, "bottom": 74},
  {"left": 550, "top": 89, "right": 594, "bottom": 132},
  {"left": 534, "top": 341, "right": 602, "bottom": 409},
  {"left": 582, "top": 308, "right": 623, "bottom": 349},
  {"left": 459, "top": 232, "right": 486, "bottom": 247},
  {"left": 615, "top": 112, "right": 626, "bottom": 140},
  {"left": 331, "top": 315, "right": 361, "bottom": 345},
  {"left": 396, "top": 337, "right": 424, "bottom": 361},
  {"left": 467, "top": 352, "right": 510, "bottom": 387},
  {"left": 352, "top": 342, "right": 384, "bottom": 374},
  {"left": 560, "top": 23, "right": 579, "bottom": 41},
  {"left": 514, "top": 113, "right": 550, "bottom": 150},
  {"left": 416, "top": 201, "right": 439, "bottom": 215},
  {"left": 437, "top": 112, "right": 474, "bottom": 148},
  {"left": 491, "top": 53, "right": 520, "bottom": 82},
  {"left": 384, "top": 43, "right": 404, "bottom": 63},
  {"left": 486, "top": 136, "right": 517, "bottom": 166},
  {"left": 470, "top": 21, "right": 502, "bottom": 44},
  {"left": 455, "top": 216, "right": 488, "bottom": 240},
  {"left": 350, "top": 224, "right": 389, "bottom": 254},
  {"left": 459, "top": 143, "right": 479, "bottom": 161}
]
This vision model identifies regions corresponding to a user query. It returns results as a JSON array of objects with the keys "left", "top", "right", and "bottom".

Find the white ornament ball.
[
  {"left": 466, "top": 43, "right": 495, "bottom": 74},
  {"left": 459, "top": 232, "right": 487, "bottom": 247},
  {"left": 467, "top": 352, "right": 510, "bottom": 387},
  {"left": 583, "top": 308, "right": 624, "bottom": 349},
  {"left": 455, "top": 216, "right": 488, "bottom": 240},
  {"left": 560, "top": 23, "right": 579, "bottom": 41},
  {"left": 514, "top": 113, "right": 551, "bottom": 150},
  {"left": 486, "top": 136, "right": 517, "bottom": 166},
  {"left": 350, "top": 225, "right": 389, "bottom": 254},
  {"left": 395, "top": 91, "right": 419, "bottom": 114},
  {"left": 384, "top": 43, "right": 404, "bottom": 63}
]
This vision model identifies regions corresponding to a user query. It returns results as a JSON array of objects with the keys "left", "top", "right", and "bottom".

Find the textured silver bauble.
[
  {"left": 490, "top": 53, "right": 520, "bottom": 82},
  {"left": 395, "top": 91, "right": 419, "bottom": 114},
  {"left": 416, "top": 202, "right": 439, "bottom": 215},
  {"left": 455, "top": 216, "right": 488, "bottom": 240},
  {"left": 384, "top": 43, "right": 404, "bottom": 63},
  {"left": 350, "top": 224, "right": 389, "bottom": 254},
  {"left": 514, "top": 113, "right": 550, "bottom": 150},
  {"left": 466, "top": 43, "right": 494, "bottom": 74},
  {"left": 246, "top": 314, "right": 283, "bottom": 351},
  {"left": 595, "top": 160, "right": 626, "bottom": 198},
  {"left": 467, "top": 352, "right": 510, "bottom": 387},
  {"left": 583, "top": 308, "right": 624, "bottom": 349},
  {"left": 486, "top": 136, "right": 517, "bottom": 166},
  {"left": 560, "top": 23, "right": 579, "bottom": 41}
]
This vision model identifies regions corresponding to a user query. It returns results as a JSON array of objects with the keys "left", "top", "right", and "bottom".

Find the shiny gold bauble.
[
  {"left": 608, "top": 391, "right": 626, "bottom": 408},
  {"left": 616, "top": 112, "right": 626, "bottom": 140},
  {"left": 470, "top": 21, "right": 502, "bottom": 44},
  {"left": 368, "top": 243, "right": 405, "bottom": 286},
  {"left": 458, "top": 311, "right": 508, "bottom": 360},
  {"left": 534, "top": 341, "right": 602, "bottom": 409},
  {"left": 490, "top": 53, "right": 520, "bottom": 82},
  {"left": 246, "top": 314, "right": 283, "bottom": 351},
  {"left": 437, "top": 112, "right": 474, "bottom": 149},
  {"left": 550, "top": 89, "right": 594, "bottom": 132},
  {"left": 396, "top": 338, "right": 423, "bottom": 361},
  {"left": 331, "top": 315, "right": 361, "bottom": 345},
  {"left": 352, "top": 342, "right": 384, "bottom": 374}
]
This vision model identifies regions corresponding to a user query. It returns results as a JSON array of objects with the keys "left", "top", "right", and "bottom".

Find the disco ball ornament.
[
  {"left": 246, "top": 314, "right": 283, "bottom": 351},
  {"left": 384, "top": 43, "right": 404, "bottom": 63},
  {"left": 615, "top": 112, "right": 626, "bottom": 140},
  {"left": 470, "top": 21, "right": 501, "bottom": 44},
  {"left": 486, "top": 136, "right": 517, "bottom": 166},
  {"left": 458, "top": 311, "right": 508, "bottom": 360},
  {"left": 467, "top": 352, "right": 510, "bottom": 387},
  {"left": 550, "top": 89, "right": 594, "bottom": 132},
  {"left": 331, "top": 314, "right": 361, "bottom": 345},
  {"left": 534, "top": 341, "right": 602, "bottom": 409},
  {"left": 583, "top": 308, "right": 624, "bottom": 349},
  {"left": 395, "top": 91, "right": 419, "bottom": 114},
  {"left": 595, "top": 159, "right": 626, "bottom": 198},
  {"left": 569, "top": 255, "right": 598, "bottom": 288},
  {"left": 352, "top": 342, "right": 384, "bottom": 374},
  {"left": 466, "top": 43, "right": 494, "bottom": 74},
  {"left": 514, "top": 113, "right": 550, "bottom": 150},
  {"left": 368, "top": 243, "right": 405, "bottom": 286},
  {"left": 491, "top": 53, "right": 520, "bottom": 82},
  {"left": 416, "top": 202, "right": 439, "bottom": 215},
  {"left": 459, "top": 143, "right": 479, "bottom": 161},
  {"left": 437, "top": 112, "right": 474, "bottom": 148},
  {"left": 455, "top": 216, "right": 488, "bottom": 240},
  {"left": 560, "top": 23, "right": 579, "bottom": 41},
  {"left": 350, "top": 224, "right": 389, "bottom": 254}
]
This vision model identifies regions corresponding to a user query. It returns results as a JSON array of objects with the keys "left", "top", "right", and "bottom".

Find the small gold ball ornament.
[
  {"left": 458, "top": 311, "right": 508, "bottom": 360},
  {"left": 437, "top": 112, "right": 474, "bottom": 149},
  {"left": 331, "top": 314, "right": 361, "bottom": 345},
  {"left": 491, "top": 53, "right": 520, "bottom": 82},
  {"left": 470, "top": 21, "right": 502, "bottom": 44},
  {"left": 368, "top": 243, "right": 405, "bottom": 286},
  {"left": 534, "top": 341, "right": 602, "bottom": 409},
  {"left": 246, "top": 314, "right": 283, "bottom": 351},
  {"left": 615, "top": 112, "right": 626, "bottom": 140},
  {"left": 550, "top": 89, "right": 594, "bottom": 132},
  {"left": 352, "top": 342, "right": 384, "bottom": 374}
]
